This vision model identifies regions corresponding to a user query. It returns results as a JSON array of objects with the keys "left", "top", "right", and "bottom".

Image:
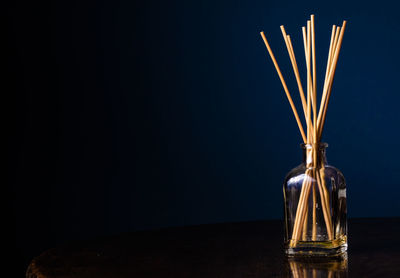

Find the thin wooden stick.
[
  {"left": 301, "top": 27, "right": 309, "bottom": 139},
  {"left": 306, "top": 20, "right": 315, "bottom": 133},
  {"left": 311, "top": 16, "right": 318, "bottom": 151},
  {"left": 322, "top": 25, "right": 337, "bottom": 105},
  {"left": 312, "top": 170, "right": 317, "bottom": 240},
  {"left": 311, "top": 15, "right": 317, "bottom": 142},
  {"left": 310, "top": 16, "right": 318, "bottom": 242},
  {"left": 307, "top": 24, "right": 317, "bottom": 247},
  {"left": 317, "top": 21, "right": 347, "bottom": 138},
  {"left": 279, "top": 26, "right": 309, "bottom": 128},
  {"left": 292, "top": 153, "right": 317, "bottom": 243},
  {"left": 317, "top": 166, "right": 333, "bottom": 239},
  {"left": 292, "top": 178, "right": 308, "bottom": 242},
  {"left": 307, "top": 21, "right": 312, "bottom": 144},
  {"left": 331, "top": 27, "right": 341, "bottom": 69},
  {"left": 333, "top": 26, "right": 341, "bottom": 56},
  {"left": 260, "top": 31, "right": 307, "bottom": 142},
  {"left": 316, "top": 169, "right": 333, "bottom": 239},
  {"left": 289, "top": 26, "right": 312, "bottom": 245},
  {"left": 292, "top": 161, "right": 313, "bottom": 242},
  {"left": 317, "top": 26, "right": 342, "bottom": 139},
  {"left": 302, "top": 26, "right": 308, "bottom": 70},
  {"left": 295, "top": 172, "right": 313, "bottom": 241},
  {"left": 291, "top": 170, "right": 312, "bottom": 242},
  {"left": 318, "top": 26, "right": 340, "bottom": 132},
  {"left": 283, "top": 29, "right": 315, "bottom": 136},
  {"left": 317, "top": 25, "right": 341, "bottom": 135},
  {"left": 302, "top": 199, "right": 309, "bottom": 240},
  {"left": 290, "top": 25, "right": 312, "bottom": 244},
  {"left": 300, "top": 163, "right": 333, "bottom": 241}
]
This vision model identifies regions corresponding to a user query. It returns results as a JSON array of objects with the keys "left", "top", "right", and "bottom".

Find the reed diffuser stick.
[
  {"left": 312, "top": 177, "right": 317, "bottom": 240},
  {"left": 287, "top": 25, "right": 312, "bottom": 244},
  {"left": 302, "top": 200, "right": 309, "bottom": 240},
  {"left": 311, "top": 15, "right": 317, "bottom": 137},
  {"left": 318, "top": 21, "right": 347, "bottom": 139},
  {"left": 292, "top": 170, "right": 312, "bottom": 241},
  {"left": 310, "top": 15, "right": 318, "bottom": 241},
  {"left": 260, "top": 32, "right": 307, "bottom": 142},
  {"left": 317, "top": 24, "right": 343, "bottom": 131},
  {"left": 318, "top": 26, "right": 340, "bottom": 135},
  {"left": 295, "top": 23, "right": 313, "bottom": 242},
  {"left": 322, "top": 26, "right": 337, "bottom": 105},
  {"left": 316, "top": 169, "right": 333, "bottom": 239},
  {"left": 280, "top": 26, "right": 308, "bottom": 125},
  {"left": 307, "top": 21, "right": 312, "bottom": 137}
]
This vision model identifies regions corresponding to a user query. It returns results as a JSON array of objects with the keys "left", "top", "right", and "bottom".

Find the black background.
[{"left": 6, "top": 0, "right": 400, "bottom": 276}]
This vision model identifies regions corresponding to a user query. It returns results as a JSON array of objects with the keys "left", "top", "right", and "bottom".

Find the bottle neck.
[{"left": 301, "top": 143, "right": 328, "bottom": 168}]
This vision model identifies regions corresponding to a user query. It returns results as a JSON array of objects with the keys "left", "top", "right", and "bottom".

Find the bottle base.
[{"left": 285, "top": 235, "right": 347, "bottom": 258}]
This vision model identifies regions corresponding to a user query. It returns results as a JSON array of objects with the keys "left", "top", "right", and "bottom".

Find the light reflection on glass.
[{"left": 285, "top": 253, "right": 348, "bottom": 278}]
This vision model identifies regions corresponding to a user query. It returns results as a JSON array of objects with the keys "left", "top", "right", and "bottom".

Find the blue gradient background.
[{"left": 6, "top": 0, "right": 400, "bottom": 274}]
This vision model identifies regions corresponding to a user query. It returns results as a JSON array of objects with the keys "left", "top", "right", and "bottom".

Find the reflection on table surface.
[
  {"left": 28, "top": 219, "right": 400, "bottom": 277},
  {"left": 285, "top": 253, "right": 348, "bottom": 278}
]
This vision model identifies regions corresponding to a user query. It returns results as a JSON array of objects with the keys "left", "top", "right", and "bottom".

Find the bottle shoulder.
[{"left": 284, "top": 164, "right": 345, "bottom": 184}]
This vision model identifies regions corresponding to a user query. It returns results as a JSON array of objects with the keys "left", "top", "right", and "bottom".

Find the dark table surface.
[{"left": 26, "top": 218, "right": 400, "bottom": 277}]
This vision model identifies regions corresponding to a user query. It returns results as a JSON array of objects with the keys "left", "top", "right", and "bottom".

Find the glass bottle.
[{"left": 283, "top": 143, "right": 347, "bottom": 257}]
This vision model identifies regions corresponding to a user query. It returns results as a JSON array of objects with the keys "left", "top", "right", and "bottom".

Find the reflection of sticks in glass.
[
  {"left": 260, "top": 15, "right": 346, "bottom": 246},
  {"left": 287, "top": 257, "right": 348, "bottom": 278},
  {"left": 289, "top": 261, "right": 300, "bottom": 278}
]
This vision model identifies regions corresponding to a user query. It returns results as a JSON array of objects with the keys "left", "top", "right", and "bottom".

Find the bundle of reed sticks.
[{"left": 260, "top": 15, "right": 346, "bottom": 246}]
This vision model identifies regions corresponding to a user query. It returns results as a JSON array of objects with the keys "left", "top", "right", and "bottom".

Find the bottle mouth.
[{"left": 300, "top": 142, "right": 328, "bottom": 149}]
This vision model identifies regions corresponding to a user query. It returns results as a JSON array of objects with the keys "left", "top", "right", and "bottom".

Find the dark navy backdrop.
[{"left": 6, "top": 0, "right": 400, "bottom": 274}]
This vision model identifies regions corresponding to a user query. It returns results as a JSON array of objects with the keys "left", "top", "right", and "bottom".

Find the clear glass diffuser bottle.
[{"left": 283, "top": 143, "right": 347, "bottom": 257}]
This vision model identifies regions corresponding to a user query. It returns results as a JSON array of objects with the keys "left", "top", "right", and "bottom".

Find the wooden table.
[{"left": 26, "top": 218, "right": 400, "bottom": 277}]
